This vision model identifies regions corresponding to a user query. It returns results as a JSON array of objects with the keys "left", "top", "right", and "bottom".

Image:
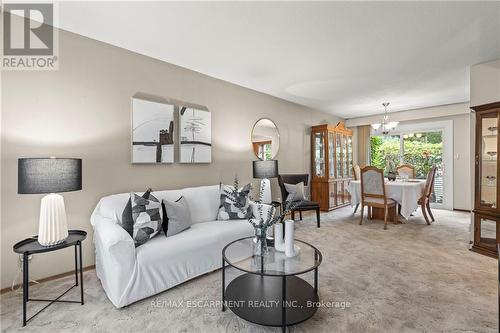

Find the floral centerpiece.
[{"left": 385, "top": 153, "right": 399, "bottom": 181}]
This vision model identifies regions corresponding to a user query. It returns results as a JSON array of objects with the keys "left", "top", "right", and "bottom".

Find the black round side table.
[
  {"left": 13, "top": 230, "right": 87, "bottom": 327},
  {"left": 222, "top": 237, "right": 322, "bottom": 333}
]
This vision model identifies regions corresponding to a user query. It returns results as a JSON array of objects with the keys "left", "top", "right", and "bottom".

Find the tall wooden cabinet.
[
  {"left": 472, "top": 102, "right": 500, "bottom": 258},
  {"left": 311, "top": 122, "right": 353, "bottom": 211}
]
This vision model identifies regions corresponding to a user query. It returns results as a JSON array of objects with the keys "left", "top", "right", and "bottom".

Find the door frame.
[{"left": 370, "top": 120, "right": 454, "bottom": 210}]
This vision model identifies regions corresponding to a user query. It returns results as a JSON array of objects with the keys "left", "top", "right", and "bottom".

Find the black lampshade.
[
  {"left": 18, "top": 158, "right": 82, "bottom": 194},
  {"left": 253, "top": 160, "right": 278, "bottom": 179}
]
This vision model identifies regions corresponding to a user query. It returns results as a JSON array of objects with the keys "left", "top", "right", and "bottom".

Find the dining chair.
[
  {"left": 396, "top": 163, "right": 416, "bottom": 216},
  {"left": 417, "top": 166, "right": 437, "bottom": 225},
  {"left": 352, "top": 165, "right": 361, "bottom": 214},
  {"left": 353, "top": 165, "right": 361, "bottom": 181},
  {"left": 396, "top": 164, "right": 416, "bottom": 179},
  {"left": 360, "top": 166, "right": 397, "bottom": 230}
]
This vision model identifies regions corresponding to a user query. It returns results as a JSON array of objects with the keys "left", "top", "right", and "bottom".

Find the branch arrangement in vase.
[
  {"left": 249, "top": 191, "right": 303, "bottom": 230},
  {"left": 219, "top": 175, "right": 253, "bottom": 215}
]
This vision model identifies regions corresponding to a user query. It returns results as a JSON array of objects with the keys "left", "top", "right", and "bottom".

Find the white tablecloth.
[{"left": 347, "top": 180, "right": 426, "bottom": 219}]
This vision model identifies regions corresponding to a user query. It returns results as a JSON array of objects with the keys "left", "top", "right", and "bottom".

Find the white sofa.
[{"left": 90, "top": 185, "right": 254, "bottom": 308}]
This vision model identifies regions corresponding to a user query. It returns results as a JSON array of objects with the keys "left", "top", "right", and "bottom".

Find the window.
[
  {"left": 370, "top": 135, "right": 400, "bottom": 171},
  {"left": 370, "top": 131, "right": 443, "bottom": 204},
  {"left": 253, "top": 141, "right": 272, "bottom": 160}
]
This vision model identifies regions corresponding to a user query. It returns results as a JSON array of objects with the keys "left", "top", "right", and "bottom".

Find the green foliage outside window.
[
  {"left": 370, "top": 135, "right": 400, "bottom": 175},
  {"left": 264, "top": 144, "right": 272, "bottom": 160},
  {"left": 370, "top": 133, "right": 442, "bottom": 178}
]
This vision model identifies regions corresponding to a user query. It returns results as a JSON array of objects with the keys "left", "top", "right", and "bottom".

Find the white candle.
[
  {"left": 284, "top": 219, "right": 295, "bottom": 257},
  {"left": 274, "top": 223, "right": 285, "bottom": 252}
]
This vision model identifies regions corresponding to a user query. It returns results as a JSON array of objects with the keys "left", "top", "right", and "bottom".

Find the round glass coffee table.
[{"left": 222, "top": 237, "right": 322, "bottom": 333}]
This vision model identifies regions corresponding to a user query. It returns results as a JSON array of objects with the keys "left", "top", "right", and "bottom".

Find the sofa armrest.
[{"left": 93, "top": 219, "right": 136, "bottom": 307}]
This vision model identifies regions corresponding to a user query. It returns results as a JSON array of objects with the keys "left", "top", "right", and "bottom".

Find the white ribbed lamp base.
[{"left": 38, "top": 194, "right": 69, "bottom": 246}]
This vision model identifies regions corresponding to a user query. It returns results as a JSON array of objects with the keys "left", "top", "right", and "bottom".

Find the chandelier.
[{"left": 371, "top": 102, "right": 398, "bottom": 135}]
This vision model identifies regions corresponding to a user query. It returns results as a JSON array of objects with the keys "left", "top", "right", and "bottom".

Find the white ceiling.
[{"left": 55, "top": 1, "right": 500, "bottom": 118}]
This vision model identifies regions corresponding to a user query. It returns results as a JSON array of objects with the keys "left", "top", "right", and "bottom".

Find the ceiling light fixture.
[{"left": 371, "top": 102, "right": 398, "bottom": 135}]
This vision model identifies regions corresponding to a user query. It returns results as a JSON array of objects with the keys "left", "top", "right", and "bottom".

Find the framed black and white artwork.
[
  {"left": 132, "top": 98, "right": 175, "bottom": 163},
  {"left": 179, "top": 107, "right": 212, "bottom": 163}
]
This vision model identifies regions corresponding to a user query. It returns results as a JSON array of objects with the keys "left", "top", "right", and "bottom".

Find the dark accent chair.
[{"left": 278, "top": 174, "right": 320, "bottom": 228}]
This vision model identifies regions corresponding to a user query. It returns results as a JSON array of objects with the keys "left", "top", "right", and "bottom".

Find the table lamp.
[
  {"left": 252, "top": 160, "right": 278, "bottom": 204},
  {"left": 18, "top": 158, "right": 82, "bottom": 246}
]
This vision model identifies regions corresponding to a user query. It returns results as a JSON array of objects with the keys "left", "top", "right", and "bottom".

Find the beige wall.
[
  {"left": 470, "top": 59, "right": 500, "bottom": 107},
  {"left": 0, "top": 29, "right": 339, "bottom": 289},
  {"left": 347, "top": 103, "right": 471, "bottom": 211}
]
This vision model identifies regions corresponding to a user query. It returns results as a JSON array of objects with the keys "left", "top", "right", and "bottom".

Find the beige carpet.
[{"left": 1, "top": 207, "right": 498, "bottom": 332}]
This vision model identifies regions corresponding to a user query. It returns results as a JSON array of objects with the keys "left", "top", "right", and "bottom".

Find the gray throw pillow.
[
  {"left": 284, "top": 182, "right": 306, "bottom": 202},
  {"left": 218, "top": 183, "right": 253, "bottom": 220},
  {"left": 162, "top": 196, "right": 192, "bottom": 237}
]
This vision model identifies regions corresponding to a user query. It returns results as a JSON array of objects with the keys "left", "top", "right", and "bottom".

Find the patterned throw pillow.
[
  {"left": 217, "top": 183, "right": 253, "bottom": 220},
  {"left": 121, "top": 189, "right": 150, "bottom": 238},
  {"left": 122, "top": 189, "right": 162, "bottom": 246}
]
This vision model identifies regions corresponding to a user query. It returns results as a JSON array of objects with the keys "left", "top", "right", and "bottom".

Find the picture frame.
[
  {"left": 179, "top": 106, "right": 212, "bottom": 163},
  {"left": 131, "top": 97, "right": 175, "bottom": 163}
]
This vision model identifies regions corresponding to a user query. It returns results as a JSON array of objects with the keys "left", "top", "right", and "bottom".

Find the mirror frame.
[{"left": 251, "top": 117, "right": 280, "bottom": 160}]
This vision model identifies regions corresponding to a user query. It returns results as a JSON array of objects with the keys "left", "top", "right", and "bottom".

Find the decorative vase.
[
  {"left": 284, "top": 220, "right": 300, "bottom": 257},
  {"left": 274, "top": 223, "right": 285, "bottom": 252},
  {"left": 387, "top": 172, "right": 397, "bottom": 181},
  {"left": 253, "top": 226, "right": 268, "bottom": 256}
]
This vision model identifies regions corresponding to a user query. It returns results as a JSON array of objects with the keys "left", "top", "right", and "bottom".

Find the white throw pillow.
[
  {"left": 284, "top": 182, "right": 306, "bottom": 202},
  {"left": 162, "top": 197, "right": 192, "bottom": 237}
]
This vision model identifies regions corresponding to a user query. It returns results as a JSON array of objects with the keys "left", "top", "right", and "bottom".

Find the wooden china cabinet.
[
  {"left": 472, "top": 101, "right": 500, "bottom": 258},
  {"left": 311, "top": 122, "right": 353, "bottom": 211}
]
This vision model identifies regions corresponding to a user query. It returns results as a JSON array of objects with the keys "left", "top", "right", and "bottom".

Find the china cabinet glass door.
[
  {"left": 314, "top": 131, "right": 325, "bottom": 178},
  {"left": 347, "top": 136, "right": 353, "bottom": 177},
  {"left": 342, "top": 135, "right": 348, "bottom": 178},
  {"left": 329, "top": 132, "right": 335, "bottom": 178},
  {"left": 336, "top": 133, "right": 342, "bottom": 178},
  {"left": 477, "top": 112, "right": 498, "bottom": 209}
]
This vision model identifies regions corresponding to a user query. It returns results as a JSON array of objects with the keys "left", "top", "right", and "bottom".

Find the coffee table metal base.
[{"left": 225, "top": 273, "right": 319, "bottom": 331}]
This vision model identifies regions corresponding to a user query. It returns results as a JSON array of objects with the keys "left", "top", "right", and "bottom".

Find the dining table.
[{"left": 347, "top": 179, "right": 426, "bottom": 221}]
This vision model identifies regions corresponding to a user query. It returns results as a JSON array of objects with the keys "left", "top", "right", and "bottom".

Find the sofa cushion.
[
  {"left": 181, "top": 185, "right": 220, "bottom": 224},
  {"left": 133, "top": 219, "right": 254, "bottom": 297},
  {"left": 162, "top": 196, "right": 191, "bottom": 237}
]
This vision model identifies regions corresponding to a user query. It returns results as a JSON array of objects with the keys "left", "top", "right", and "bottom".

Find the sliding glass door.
[
  {"left": 370, "top": 124, "right": 451, "bottom": 209},
  {"left": 402, "top": 132, "right": 443, "bottom": 204}
]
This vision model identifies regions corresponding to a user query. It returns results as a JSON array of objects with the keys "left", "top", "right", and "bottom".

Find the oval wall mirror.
[{"left": 251, "top": 118, "right": 280, "bottom": 160}]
